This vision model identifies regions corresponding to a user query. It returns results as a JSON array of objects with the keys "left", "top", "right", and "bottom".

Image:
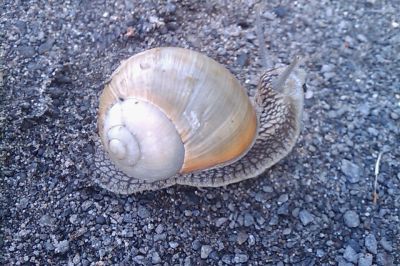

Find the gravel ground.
[{"left": 1, "top": 0, "right": 399, "bottom": 265}]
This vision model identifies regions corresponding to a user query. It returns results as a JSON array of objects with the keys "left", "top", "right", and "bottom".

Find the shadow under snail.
[{"left": 94, "top": 47, "right": 306, "bottom": 194}]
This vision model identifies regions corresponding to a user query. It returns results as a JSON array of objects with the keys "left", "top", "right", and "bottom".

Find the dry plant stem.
[{"left": 373, "top": 151, "right": 384, "bottom": 204}]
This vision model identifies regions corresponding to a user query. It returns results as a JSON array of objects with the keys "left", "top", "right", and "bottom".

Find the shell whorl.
[{"left": 101, "top": 98, "right": 185, "bottom": 182}]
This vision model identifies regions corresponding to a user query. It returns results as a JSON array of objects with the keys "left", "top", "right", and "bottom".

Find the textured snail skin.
[{"left": 94, "top": 49, "right": 306, "bottom": 194}]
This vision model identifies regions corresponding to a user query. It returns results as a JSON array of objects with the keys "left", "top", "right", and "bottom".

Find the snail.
[{"left": 93, "top": 47, "right": 306, "bottom": 194}]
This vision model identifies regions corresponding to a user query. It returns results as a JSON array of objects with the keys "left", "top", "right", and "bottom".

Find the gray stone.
[
  {"left": 183, "top": 256, "right": 192, "bottom": 266},
  {"left": 233, "top": 253, "right": 249, "bottom": 263},
  {"left": 341, "top": 159, "right": 361, "bottom": 183},
  {"left": 358, "top": 253, "right": 373, "bottom": 266},
  {"left": 390, "top": 112, "right": 399, "bottom": 120},
  {"left": 376, "top": 252, "right": 394, "bottom": 265},
  {"left": 215, "top": 217, "right": 228, "bottom": 227},
  {"left": 191, "top": 239, "right": 201, "bottom": 251},
  {"left": 221, "top": 254, "right": 232, "bottom": 264},
  {"left": 343, "top": 245, "right": 358, "bottom": 263},
  {"left": 248, "top": 234, "right": 256, "bottom": 246},
  {"left": 137, "top": 205, "right": 150, "bottom": 219},
  {"left": 69, "top": 214, "right": 78, "bottom": 224},
  {"left": 133, "top": 255, "right": 145, "bottom": 264},
  {"left": 169, "top": 241, "right": 179, "bottom": 249},
  {"left": 38, "top": 38, "right": 55, "bottom": 54},
  {"left": 18, "top": 198, "right": 29, "bottom": 209},
  {"left": 165, "top": 2, "right": 176, "bottom": 14},
  {"left": 200, "top": 245, "right": 212, "bottom": 259},
  {"left": 343, "top": 210, "right": 360, "bottom": 228},
  {"left": 95, "top": 215, "right": 106, "bottom": 225},
  {"left": 364, "top": 234, "right": 377, "bottom": 254},
  {"left": 237, "top": 231, "right": 248, "bottom": 245},
  {"left": 18, "top": 45, "right": 35, "bottom": 58},
  {"left": 338, "top": 260, "right": 354, "bottom": 266},
  {"left": 54, "top": 240, "right": 69, "bottom": 254},
  {"left": 379, "top": 237, "right": 393, "bottom": 252},
  {"left": 321, "top": 64, "right": 335, "bottom": 72},
  {"left": 151, "top": 251, "right": 161, "bottom": 264},
  {"left": 347, "top": 239, "right": 361, "bottom": 252},
  {"left": 81, "top": 200, "right": 93, "bottom": 211},
  {"left": 153, "top": 233, "right": 166, "bottom": 242},
  {"left": 277, "top": 194, "right": 289, "bottom": 203},
  {"left": 262, "top": 186, "right": 274, "bottom": 193},
  {"left": 269, "top": 215, "right": 279, "bottom": 226},
  {"left": 122, "top": 213, "right": 133, "bottom": 223},
  {"left": 277, "top": 203, "right": 289, "bottom": 215},
  {"left": 316, "top": 249, "right": 325, "bottom": 258},
  {"left": 299, "top": 210, "right": 314, "bottom": 226},
  {"left": 155, "top": 224, "right": 164, "bottom": 234},
  {"left": 244, "top": 213, "right": 255, "bottom": 227},
  {"left": 72, "top": 253, "right": 80, "bottom": 264},
  {"left": 44, "top": 241, "right": 54, "bottom": 251},
  {"left": 38, "top": 215, "right": 52, "bottom": 227}
]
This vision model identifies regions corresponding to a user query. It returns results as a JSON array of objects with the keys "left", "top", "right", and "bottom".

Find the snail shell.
[{"left": 94, "top": 47, "right": 306, "bottom": 194}]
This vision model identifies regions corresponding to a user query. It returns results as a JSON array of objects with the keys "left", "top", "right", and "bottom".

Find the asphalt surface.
[{"left": 1, "top": 0, "right": 399, "bottom": 265}]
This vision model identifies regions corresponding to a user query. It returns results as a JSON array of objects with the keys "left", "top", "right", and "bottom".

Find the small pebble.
[
  {"left": 151, "top": 251, "right": 161, "bottom": 264},
  {"left": 343, "top": 245, "right": 358, "bottom": 263},
  {"left": 244, "top": 213, "right": 255, "bottom": 227},
  {"left": 137, "top": 205, "right": 150, "bottom": 219},
  {"left": 236, "top": 53, "right": 249, "bottom": 67},
  {"left": 379, "top": 237, "right": 393, "bottom": 252},
  {"left": 269, "top": 215, "right": 279, "bottom": 226},
  {"left": 262, "top": 186, "right": 273, "bottom": 193},
  {"left": 233, "top": 253, "right": 249, "bottom": 263},
  {"left": 277, "top": 194, "right": 289, "bottom": 203},
  {"left": 273, "top": 6, "right": 288, "bottom": 18},
  {"left": 192, "top": 240, "right": 201, "bottom": 251},
  {"left": 200, "top": 245, "right": 212, "bottom": 259},
  {"left": 321, "top": 64, "right": 335, "bottom": 72},
  {"left": 215, "top": 217, "right": 228, "bottom": 227},
  {"left": 343, "top": 210, "right": 360, "bottom": 228},
  {"left": 81, "top": 200, "right": 93, "bottom": 211},
  {"left": 155, "top": 224, "right": 164, "bottom": 234},
  {"left": 237, "top": 231, "right": 248, "bottom": 245},
  {"left": 38, "top": 215, "right": 52, "bottom": 227},
  {"left": 69, "top": 214, "right": 78, "bottom": 224},
  {"left": 95, "top": 215, "right": 106, "bottom": 225},
  {"left": 364, "top": 234, "right": 377, "bottom": 254},
  {"left": 221, "top": 254, "right": 232, "bottom": 264},
  {"left": 316, "top": 249, "right": 325, "bottom": 258},
  {"left": 133, "top": 255, "right": 145, "bottom": 264},
  {"left": 390, "top": 112, "right": 399, "bottom": 120},
  {"left": 54, "top": 240, "right": 69, "bottom": 254},
  {"left": 169, "top": 242, "right": 179, "bottom": 249},
  {"left": 341, "top": 159, "right": 361, "bottom": 183},
  {"left": 358, "top": 253, "right": 373, "bottom": 266},
  {"left": 18, "top": 198, "right": 29, "bottom": 209},
  {"left": 376, "top": 252, "right": 393, "bottom": 265},
  {"left": 299, "top": 210, "right": 314, "bottom": 226}
]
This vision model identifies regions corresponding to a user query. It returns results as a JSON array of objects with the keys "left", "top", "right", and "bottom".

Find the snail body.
[{"left": 94, "top": 47, "right": 306, "bottom": 194}]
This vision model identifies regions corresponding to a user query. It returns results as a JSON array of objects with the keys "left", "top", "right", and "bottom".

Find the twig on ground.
[{"left": 373, "top": 151, "right": 384, "bottom": 204}]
